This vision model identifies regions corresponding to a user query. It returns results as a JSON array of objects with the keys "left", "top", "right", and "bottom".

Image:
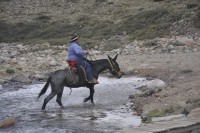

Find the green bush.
[
  {"left": 193, "top": 11, "right": 200, "bottom": 28},
  {"left": 102, "top": 40, "right": 122, "bottom": 51},
  {"left": 6, "top": 68, "right": 15, "bottom": 74},
  {"left": 116, "top": 8, "right": 182, "bottom": 40}
]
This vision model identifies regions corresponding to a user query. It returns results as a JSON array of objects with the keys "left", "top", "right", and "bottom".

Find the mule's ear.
[{"left": 114, "top": 54, "right": 118, "bottom": 61}]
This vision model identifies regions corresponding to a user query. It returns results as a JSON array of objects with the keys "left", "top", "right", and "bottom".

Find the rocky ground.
[{"left": 0, "top": 35, "right": 200, "bottom": 123}]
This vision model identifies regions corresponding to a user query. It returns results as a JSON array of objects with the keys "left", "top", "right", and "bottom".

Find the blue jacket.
[{"left": 68, "top": 42, "right": 87, "bottom": 61}]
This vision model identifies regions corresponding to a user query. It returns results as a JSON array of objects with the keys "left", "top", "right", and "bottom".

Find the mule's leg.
[
  {"left": 83, "top": 86, "right": 94, "bottom": 103},
  {"left": 56, "top": 88, "right": 64, "bottom": 108},
  {"left": 42, "top": 92, "right": 57, "bottom": 110}
]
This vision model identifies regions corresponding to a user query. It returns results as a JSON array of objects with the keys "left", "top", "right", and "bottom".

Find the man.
[{"left": 67, "top": 36, "right": 99, "bottom": 84}]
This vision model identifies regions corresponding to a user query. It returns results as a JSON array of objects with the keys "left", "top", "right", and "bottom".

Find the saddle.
[{"left": 65, "top": 60, "right": 88, "bottom": 85}]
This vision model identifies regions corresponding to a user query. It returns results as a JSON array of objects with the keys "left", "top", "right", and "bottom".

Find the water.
[{"left": 0, "top": 76, "right": 150, "bottom": 133}]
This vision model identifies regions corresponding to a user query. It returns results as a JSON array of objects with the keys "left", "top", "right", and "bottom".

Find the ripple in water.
[{"left": 0, "top": 76, "right": 151, "bottom": 133}]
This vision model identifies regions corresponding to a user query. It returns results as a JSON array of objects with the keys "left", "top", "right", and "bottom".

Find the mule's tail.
[{"left": 37, "top": 77, "right": 50, "bottom": 99}]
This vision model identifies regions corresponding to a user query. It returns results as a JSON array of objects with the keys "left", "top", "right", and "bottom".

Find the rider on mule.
[{"left": 67, "top": 36, "right": 99, "bottom": 84}]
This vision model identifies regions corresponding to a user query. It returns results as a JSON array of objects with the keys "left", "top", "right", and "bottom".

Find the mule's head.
[{"left": 108, "top": 54, "right": 122, "bottom": 78}]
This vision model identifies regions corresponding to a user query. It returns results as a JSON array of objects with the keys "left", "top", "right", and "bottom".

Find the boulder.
[
  {"left": 177, "top": 37, "right": 196, "bottom": 46},
  {"left": 146, "top": 79, "right": 166, "bottom": 89},
  {"left": 187, "top": 107, "right": 200, "bottom": 118},
  {"left": 0, "top": 117, "right": 15, "bottom": 128}
]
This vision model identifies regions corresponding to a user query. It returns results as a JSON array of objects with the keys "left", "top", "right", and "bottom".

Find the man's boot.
[{"left": 88, "top": 78, "right": 99, "bottom": 84}]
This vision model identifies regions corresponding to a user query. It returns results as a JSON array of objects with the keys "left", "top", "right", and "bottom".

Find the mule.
[{"left": 37, "top": 54, "right": 122, "bottom": 110}]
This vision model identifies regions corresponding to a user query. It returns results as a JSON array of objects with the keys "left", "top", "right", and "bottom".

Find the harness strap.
[{"left": 79, "top": 66, "right": 88, "bottom": 82}]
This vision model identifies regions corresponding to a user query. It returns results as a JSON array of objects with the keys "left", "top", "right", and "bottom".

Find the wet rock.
[
  {"left": 144, "top": 89, "right": 155, "bottom": 96},
  {"left": 0, "top": 117, "right": 15, "bottom": 128},
  {"left": 184, "top": 102, "right": 200, "bottom": 115},
  {"left": 146, "top": 79, "right": 166, "bottom": 89},
  {"left": 187, "top": 108, "right": 200, "bottom": 118}
]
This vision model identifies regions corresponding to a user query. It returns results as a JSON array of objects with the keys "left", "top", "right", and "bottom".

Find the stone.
[
  {"left": 177, "top": 37, "right": 196, "bottom": 46},
  {"left": 167, "top": 45, "right": 175, "bottom": 50},
  {"left": 49, "top": 60, "right": 58, "bottom": 66},
  {"left": 0, "top": 117, "right": 15, "bottom": 128},
  {"left": 41, "top": 42, "right": 50, "bottom": 47},
  {"left": 152, "top": 114, "right": 185, "bottom": 122},
  {"left": 146, "top": 79, "right": 166, "bottom": 89},
  {"left": 0, "top": 57, "right": 5, "bottom": 64},
  {"left": 187, "top": 107, "right": 200, "bottom": 118},
  {"left": 11, "top": 74, "right": 31, "bottom": 83},
  {"left": 192, "top": 48, "right": 198, "bottom": 52},
  {"left": 94, "top": 45, "right": 99, "bottom": 50}
]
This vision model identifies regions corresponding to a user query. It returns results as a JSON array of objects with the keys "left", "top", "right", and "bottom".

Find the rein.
[
  {"left": 86, "top": 54, "right": 121, "bottom": 77},
  {"left": 86, "top": 53, "right": 95, "bottom": 61}
]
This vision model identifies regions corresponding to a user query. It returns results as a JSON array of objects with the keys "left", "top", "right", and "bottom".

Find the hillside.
[
  {"left": 0, "top": 0, "right": 200, "bottom": 48},
  {"left": 0, "top": 0, "right": 200, "bottom": 129}
]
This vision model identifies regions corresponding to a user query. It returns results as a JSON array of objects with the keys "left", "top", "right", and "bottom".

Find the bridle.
[
  {"left": 108, "top": 58, "right": 121, "bottom": 77},
  {"left": 86, "top": 53, "right": 122, "bottom": 77}
]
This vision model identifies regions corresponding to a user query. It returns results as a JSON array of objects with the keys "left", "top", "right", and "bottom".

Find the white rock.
[
  {"left": 167, "top": 45, "right": 175, "bottom": 50},
  {"left": 187, "top": 107, "right": 200, "bottom": 118},
  {"left": 49, "top": 60, "right": 58, "bottom": 66},
  {"left": 147, "top": 79, "right": 166, "bottom": 89},
  {"left": 94, "top": 45, "right": 99, "bottom": 50},
  {"left": 192, "top": 48, "right": 198, "bottom": 52},
  {"left": 41, "top": 42, "right": 50, "bottom": 47}
]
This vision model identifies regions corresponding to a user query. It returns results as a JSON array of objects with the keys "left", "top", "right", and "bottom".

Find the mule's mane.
[{"left": 89, "top": 59, "right": 108, "bottom": 65}]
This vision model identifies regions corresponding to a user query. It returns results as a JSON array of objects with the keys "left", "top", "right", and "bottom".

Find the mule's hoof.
[
  {"left": 83, "top": 98, "right": 88, "bottom": 103},
  {"left": 41, "top": 108, "right": 46, "bottom": 111},
  {"left": 91, "top": 102, "right": 95, "bottom": 106}
]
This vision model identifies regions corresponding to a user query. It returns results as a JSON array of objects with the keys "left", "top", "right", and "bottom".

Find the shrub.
[
  {"left": 116, "top": 8, "right": 182, "bottom": 40},
  {"left": 193, "top": 11, "right": 200, "bottom": 28},
  {"left": 102, "top": 40, "right": 122, "bottom": 51},
  {"left": 6, "top": 68, "right": 15, "bottom": 74}
]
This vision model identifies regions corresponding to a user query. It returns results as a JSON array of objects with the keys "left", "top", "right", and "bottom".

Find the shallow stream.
[{"left": 0, "top": 76, "right": 152, "bottom": 133}]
